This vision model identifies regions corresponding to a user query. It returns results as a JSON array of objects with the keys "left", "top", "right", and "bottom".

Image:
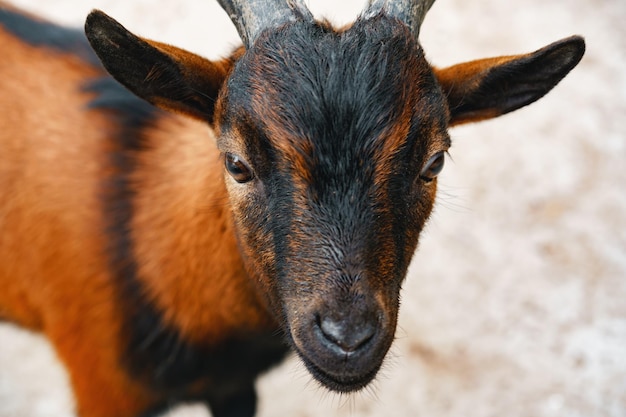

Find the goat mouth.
[{"left": 295, "top": 349, "right": 381, "bottom": 392}]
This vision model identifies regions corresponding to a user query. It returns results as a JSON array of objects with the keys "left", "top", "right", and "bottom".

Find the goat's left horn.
[
  {"left": 365, "top": 0, "right": 436, "bottom": 37},
  {"left": 217, "top": 0, "right": 313, "bottom": 48}
]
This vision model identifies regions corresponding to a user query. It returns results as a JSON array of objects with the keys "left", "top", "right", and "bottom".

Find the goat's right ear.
[{"left": 85, "top": 10, "right": 233, "bottom": 122}]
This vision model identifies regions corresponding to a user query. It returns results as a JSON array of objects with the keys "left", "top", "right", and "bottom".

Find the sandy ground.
[{"left": 1, "top": 0, "right": 625, "bottom": 416}]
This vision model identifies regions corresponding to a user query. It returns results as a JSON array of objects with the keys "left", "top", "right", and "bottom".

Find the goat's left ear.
[
  {"left": 434, "top": 36, "right": 585, "bottom": 126},
  {"left": 85, "top": 10, "right": 235, "bottom": 122}
]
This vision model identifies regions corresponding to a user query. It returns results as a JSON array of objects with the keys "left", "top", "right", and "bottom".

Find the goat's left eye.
[
  {"left": 419, "top": 151, "right": 445, "bottom": 182},
  {"left": 225, "top": 153, "right": 254, "bottom": 183}
]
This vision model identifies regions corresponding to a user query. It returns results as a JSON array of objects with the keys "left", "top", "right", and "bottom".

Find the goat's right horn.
[
  {"left": 217, "top": 0, "right": 313, "bottom": 48},
  {"left": 365, "top": 0, "right": 436, "bottom": 38}
]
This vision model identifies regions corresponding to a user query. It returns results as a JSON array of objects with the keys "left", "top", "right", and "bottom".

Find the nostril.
[{"left": 318, "top": 315, "right": 376, "bottom": 353}]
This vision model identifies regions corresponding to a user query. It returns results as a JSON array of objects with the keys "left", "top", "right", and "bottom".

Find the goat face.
[
  {"left": 216, "top": 17, "right": 449, "bottom": 391},
  {"left": 85, "top": 0, "right": 584, "bottom": 396}
]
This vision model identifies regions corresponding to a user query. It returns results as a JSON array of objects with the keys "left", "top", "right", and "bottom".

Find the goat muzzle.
[{"left": 287, "top": 292, "right": 394, "bottom": 392}]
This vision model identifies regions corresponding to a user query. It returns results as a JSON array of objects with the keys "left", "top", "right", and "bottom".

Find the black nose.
[{"left": 316, "top": 314, "right": 377, "bottom": 354}]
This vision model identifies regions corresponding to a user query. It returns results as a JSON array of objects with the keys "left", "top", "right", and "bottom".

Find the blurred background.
[{"left": 1, "top": 0, "right": 624, "bottom": 416}]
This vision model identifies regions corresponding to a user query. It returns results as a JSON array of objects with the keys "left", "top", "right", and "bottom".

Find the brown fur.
[
  {"left": 130, "top": 115, "right": 276, "bottom": 344},
  {"left": 0, "top": 21, "right": 155, "bottom": 415},
  {"left": 0, "top": 13, "right": 273, "bottom": 416}
]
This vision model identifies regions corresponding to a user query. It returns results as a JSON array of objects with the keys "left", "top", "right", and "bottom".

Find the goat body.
[{"left": 0, "top": 1, "right": 584, "bottom": 416}]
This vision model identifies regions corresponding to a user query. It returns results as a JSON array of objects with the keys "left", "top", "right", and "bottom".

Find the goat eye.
[
  {"left": 225, "top": 153, "right": 254, "bottom": 183},
  {"left": 419, "top": 151, "right": 445, "bottom": 182}
]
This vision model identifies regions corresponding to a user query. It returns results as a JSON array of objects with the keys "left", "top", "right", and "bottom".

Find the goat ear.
[
  {"left": 85, "top": 10, "right": 234, "bottom": 122},
  {"left": 434, "top": 36, "right": 585, "bottom": 126}
]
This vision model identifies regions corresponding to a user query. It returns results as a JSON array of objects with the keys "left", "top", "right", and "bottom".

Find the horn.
[
  {"left": 366, "top": 0, "right": 436, "bottom": 37},
  {"left": 217, "top": 0, "right": 313, "bottom": 48}
]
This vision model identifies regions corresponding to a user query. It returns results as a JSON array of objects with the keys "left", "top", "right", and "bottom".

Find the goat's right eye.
[{"left": 225, "top": 153, "right": 254, "bottom": 183}]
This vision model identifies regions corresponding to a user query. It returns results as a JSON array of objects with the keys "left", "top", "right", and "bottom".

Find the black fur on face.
[{"left": 218, "top": 13, "right": 450, "bottom": 392}]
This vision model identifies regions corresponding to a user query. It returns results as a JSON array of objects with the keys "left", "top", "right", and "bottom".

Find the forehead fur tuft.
[{"left": 223, "top": 14, "right": 445, "bottom": 182}]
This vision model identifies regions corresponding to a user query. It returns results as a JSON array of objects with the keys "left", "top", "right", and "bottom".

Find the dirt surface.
[{"left": 1, "top": 1, "right": 624, "bottom": 416}]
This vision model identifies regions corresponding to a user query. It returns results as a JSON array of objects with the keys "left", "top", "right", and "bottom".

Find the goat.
[{"left": 0, "top": 0, "right": 585, "bottom": 416}]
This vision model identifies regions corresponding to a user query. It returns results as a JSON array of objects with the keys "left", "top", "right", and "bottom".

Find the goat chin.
[{"left": 299, "top": 352, "right": 383, "bottom": 393}]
